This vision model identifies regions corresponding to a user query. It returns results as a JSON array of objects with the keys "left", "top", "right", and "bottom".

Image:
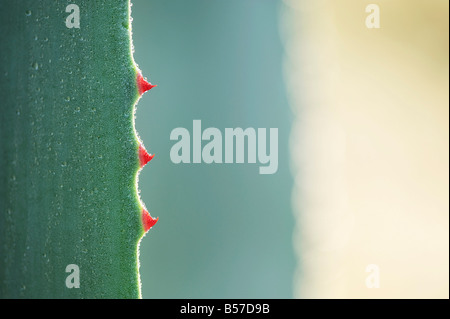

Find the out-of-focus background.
[
  {"left": 132, "top": 0, "right": 449, "bottom": 298},
  {"left": 132, "top": 0, "right": 295, "bottom": 298},
  {"left": 284, "top": 0, "right": 449, "bottom": 298}
]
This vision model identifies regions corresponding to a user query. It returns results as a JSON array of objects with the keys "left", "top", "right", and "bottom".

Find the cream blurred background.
[{"left": 283, "top": 0, "right": 449, "bottom": 298}]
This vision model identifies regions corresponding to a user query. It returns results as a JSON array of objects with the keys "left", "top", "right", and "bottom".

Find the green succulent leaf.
[{"left": 0, "top": 0, "right": 155, "bottom": 298}]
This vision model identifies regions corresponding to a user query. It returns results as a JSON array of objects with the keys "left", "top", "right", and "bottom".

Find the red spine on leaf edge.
[
  {"left": 139, "top": 144, "right": 154, "bottom": 168},
  {"left": 142, "top": 209, "right": 158, "bottom": 232},
  {"left": 137, "top": 73, "right": 156, "bottom": 95}
]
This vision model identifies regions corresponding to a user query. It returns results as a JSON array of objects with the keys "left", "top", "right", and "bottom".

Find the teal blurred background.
[{"left": 131, "top": 0, "right": 295, "bottom": 298}]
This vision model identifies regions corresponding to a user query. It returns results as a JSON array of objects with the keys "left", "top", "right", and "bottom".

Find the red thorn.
[
  {"left": 142, "top": 208, "right": 158, "bottom": 232},
  {"left": 139, "top": 144, "right": 154, "bottom": 168},
  {"left": 137, "top": 73, "right": 156, "bottom": 95}
]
